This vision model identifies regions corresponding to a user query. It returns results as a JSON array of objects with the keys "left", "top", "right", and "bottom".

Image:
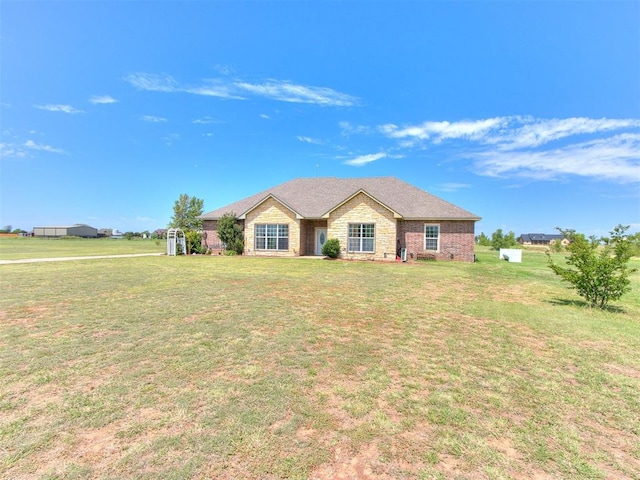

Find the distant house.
[
  {"left": 518, "top": 233, "right": 568, "bottom": 246},
  {"left": 199, "top": 177, "right": 481, "bottom": 262},
  {"left": 33, "top": 224, "right": 98, "bottom": 238},
  {"left": 154, "top": 229, "right": 167, "bottom": 239},
  {"left": 97, "top": 228, "right": 113, "bottom": 238}
]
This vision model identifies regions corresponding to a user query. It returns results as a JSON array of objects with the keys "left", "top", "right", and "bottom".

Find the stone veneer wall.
[
  {"left": 398, "top": 220, "right": 475, "bottom": 262},
  {"left": 244, "top": 198, "right": 301, "bottom": 256},
  {"left": 327, "top": 192, "right": 397, "bottom": 261}
]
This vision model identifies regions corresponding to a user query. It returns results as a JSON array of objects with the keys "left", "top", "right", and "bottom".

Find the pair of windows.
[
  {"left": 254, "top": 222, "right": 440, "bottom": 253},
  {"left": 348, "top": 223, "right": 440, "bottom": 253},
  {"left": 255, "top": 224, "right": 289, "bottom": 251}
]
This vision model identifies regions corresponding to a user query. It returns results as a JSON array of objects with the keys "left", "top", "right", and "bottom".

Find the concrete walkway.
[{"left": 0, "top": 253, "right": 164, "bottom": 265}]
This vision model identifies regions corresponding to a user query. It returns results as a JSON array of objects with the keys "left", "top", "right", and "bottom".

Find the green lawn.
[
  {"left": 0, "top": 237, "right": 165, "bottom": 260},
  {"left": 1, "top": 248, "right": 639, "bottom": 479}
]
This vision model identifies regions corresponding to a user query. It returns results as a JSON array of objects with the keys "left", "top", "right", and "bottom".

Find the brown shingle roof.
[{"left": 199, "top": 177, "right": 480, "bottom": 221}]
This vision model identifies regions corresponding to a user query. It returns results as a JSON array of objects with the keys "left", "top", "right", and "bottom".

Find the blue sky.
[{"left": 1, "top": 1, "right": 639, "bottom": 237}]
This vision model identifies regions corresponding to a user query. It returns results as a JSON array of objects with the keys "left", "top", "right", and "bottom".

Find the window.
[
  {"left": 424, "top": 224, "right": 440, "bottom": 251},
  {"left": 255, "top": 224, "right": 289, "bottom": 251},
  {"left": 348, "top": 223, "right": 375, "bottom": 253}
]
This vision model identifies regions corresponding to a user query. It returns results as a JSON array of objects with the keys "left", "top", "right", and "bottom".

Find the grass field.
[
  {"left": 1, "top": 243, "right": 639, "bottom": 479},
  {"left": 0, "top": 237, "right": 165, "bottom": 261}
]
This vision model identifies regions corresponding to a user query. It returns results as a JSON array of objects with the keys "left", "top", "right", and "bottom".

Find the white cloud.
[
  {"left": 475, "top": 133, "right": 640, "bottom": 183},
  {"left": 193, "top": 116, "right": 219, "bottom": 124},
  {"left": 0, "top": 143, "right": 27, "bottom": 158},
  {"left": 297, "top": 136, "right": 322, "bottom": 144},
  {"left": 24, "top": 140, "right": 65, "bottom": 154},
  {"left": 125, "top": 71, "right": 356, "bottom": 107},
  {"left": 379, "top": 116, "right": 640, "bottom": 183},
  {"left": 340, "top": 121, "right": 371, "bottom": 136},
  {"left": 163, "top": 133, "right": 180, "bottom": 146},
  {"left": 260, "top": 114, "right": 271, "bottom": 120},
  {"left": 344, "top": 152, "right": 387, "bottom": 166},
  {"left": 2, "top": 140, "right": 65, "bottom": 157},
  {"left": 185, "top": 82, "right": 244, "bottom": 99},
  {"left": 235, "top": 81, "right": 357, "bottom": 107},
  {"left": 35, "top": 104, "right": 84, "bottom": 114},
  {"left": 439, "top": 183, "right": 471, "bottom": 192},
  {"left": 125, "top": 73, "right": 179, "bottom": 92},
  {"left": 141, "top": 115, "right": 167, "bottom": 123},
  {"left": 90, "top": 95, "right": 117, "bottom": 104},
  {"left": 380, "top": 117, "right": 509, "bottom": 144},
  {"left": 491, "top": 117, "right": 640, "bottom": 150}
]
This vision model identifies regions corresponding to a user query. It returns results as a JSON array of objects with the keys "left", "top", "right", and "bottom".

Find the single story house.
[
  {"left": 518, "top": 233, "right": 569, "bottom": 246},
  {"left": 199, "top": 177, "right": 481, "bottom": 262},
  {"left": 33, "top": 224, "right": 98, "bottom": 238}
]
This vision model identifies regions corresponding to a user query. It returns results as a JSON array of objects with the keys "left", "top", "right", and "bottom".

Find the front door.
[{"left": 315, "top": 228, "right": 327, "bottom": 255}]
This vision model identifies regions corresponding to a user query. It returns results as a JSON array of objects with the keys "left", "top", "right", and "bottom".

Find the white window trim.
[
  {"left": 424, "top": 223, "right": 440, "bottom": 252},
  {"left": 347, "top": 223, "right": 376, "bottom": 253},
  {"left": 255, "top": 223, "right": 289, "bottom": 251}
]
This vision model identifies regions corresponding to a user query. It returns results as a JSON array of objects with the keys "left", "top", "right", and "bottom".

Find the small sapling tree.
[
  {"left": 217, "top": 212, "right": 244, "bottom": 255},
  {"left": 546, "top": 225, "right": 636, "bottom": 309}
]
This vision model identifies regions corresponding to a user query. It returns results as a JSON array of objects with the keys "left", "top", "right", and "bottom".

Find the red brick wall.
[
  {"left": 202, "top": 219, "right": 246, "bottom": 255},
  {"left": 398, "top": 220, "right": 476, "bottom": 262}
]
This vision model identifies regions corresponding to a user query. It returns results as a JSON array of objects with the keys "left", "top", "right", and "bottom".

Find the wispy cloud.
[
  {"left": 1, "top": 139, "right": 65, "bottom": 158},
  {"left": 339, "top": 121, "right": 371, "bottom": 136},
  {"left": 24, "top": 140, "right": 65, "bottom": 154},
  {"left": 381, "top": 117, "right": 506, "bottom": 144},
  {"left": 378, "top": 116, "right": 640, "bottom": 183},
  {"left": 0, "top": 143, "right": 27, "bottom": 158},
  {"left": 125, "top": 73, "right": 179, "bottom": 93},
  {"left": 141, "top": 115, "right": 167, "bottom": 123},
  {"left": 125, "top": 72, "right": 357, "bottom": 107},
  {"left": 35, "top": 104, "right": 84, "bottom": 114},
  {"left": 90, "top": 95, "right": 117, "bottom": 104},
  {"left": 192, "top": 116, "right": 221, "bottom": 125},
  {"left": 163, "top": 133, "right": 180, "bottom": 146},
  {"left": 297, "top": 136, "right": 323, "bottom": 145},
  {"left": 439, "top": 183, "right": 471, "bottom": 192},
  {"left": 475, "top": 133, "right": 640, "bottom": 183},
  {"left": 344, "top": 152, "right": 387, "bottom": 166},
  {"left": 235, "top": 81, "right": 357, "bottom": 106}
]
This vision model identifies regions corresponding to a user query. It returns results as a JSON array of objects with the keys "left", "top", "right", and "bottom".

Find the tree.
[
  {"left": 546, "top": 225, "right": 636, "bottom": 309},
  {"left": 490, "top": 229, "right": 518, "bottom": 250},
  {"left": 168, "top": 194, "right": 204, "bottom": 254},
  {"left": 476, "top": 232, "right": 491, "bottom": 246},
  {"left": 217, "top": 212, "right": 244, "bottom": 255},
  {"left": 169, "top": 194, "right": 204, "bottom": 231}
]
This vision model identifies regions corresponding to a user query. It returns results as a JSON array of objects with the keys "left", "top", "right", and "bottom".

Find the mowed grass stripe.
[{"left": 1, "top": 250, "right": 639, "bottom": 479}]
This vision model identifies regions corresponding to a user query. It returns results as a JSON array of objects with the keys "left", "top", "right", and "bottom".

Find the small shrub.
[
  {"left": 322, "top": 238, "right": 341, "bottom": 258},
  {"left": 547, "top": 225, "right": 636, "bottom": 309}
]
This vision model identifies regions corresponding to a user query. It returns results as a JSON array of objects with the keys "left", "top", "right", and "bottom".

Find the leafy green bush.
[
  {"left": 218, "top": 213, "right": 244, "bottom": 255},
  {"left": 546, "top": 225, "right": 636, "bottom": 309},
  {"left": 321, "top": 238, "right": 341, "bottom": 258},
  {"left": 185, "top": 230, "right": 207, "bottom": 254}
]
